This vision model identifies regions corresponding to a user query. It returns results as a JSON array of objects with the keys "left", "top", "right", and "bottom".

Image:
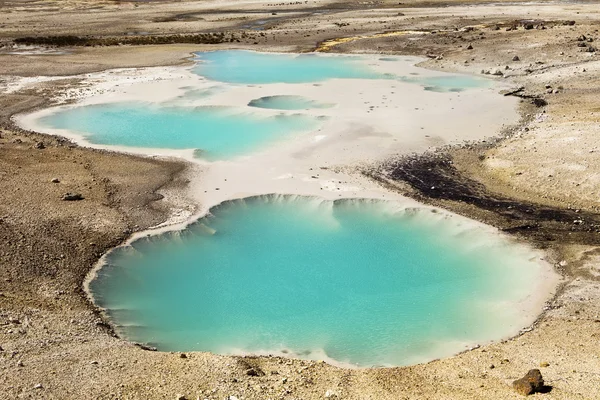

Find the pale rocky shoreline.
[{"left": 2, "top": 1, "right": 600, "bottom": 399}]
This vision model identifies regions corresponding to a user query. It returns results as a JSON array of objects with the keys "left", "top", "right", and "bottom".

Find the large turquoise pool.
[{"left": 90, "top": 196, "right": 543, "bottom": 367}]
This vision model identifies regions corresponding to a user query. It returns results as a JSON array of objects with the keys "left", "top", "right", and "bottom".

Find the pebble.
[{"left": 62, "top": 192, "right": 84, "bottom": 201}]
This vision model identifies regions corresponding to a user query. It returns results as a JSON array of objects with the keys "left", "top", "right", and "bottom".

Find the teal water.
[
  {"left": 90, "top": 196, "right": 542, "bottom": 367},
  {"left": 192, "top": 50, "right": 489, "bottom": 92},
  {"left": 39, "top": 103, "right": 320, "bottom": 159},
  {"left": 34, "top": 51, "right": 491, "bottom": 158},
  {"left": 193, "top": 50, "right": 384, "bottom": 84},
  {"left": 248, "top": 95, "right": 334, "bottom": 110}
]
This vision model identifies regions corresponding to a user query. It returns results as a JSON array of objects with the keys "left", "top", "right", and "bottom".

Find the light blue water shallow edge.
[
  {"left": 90, "top": 195, "right": 543, "bottom": 367},
  {"left": 193, "top": 50, "right": 491, "bottom": 92},
  {"left": 38, "top": 103, "right": 321, "bottom": 160}
]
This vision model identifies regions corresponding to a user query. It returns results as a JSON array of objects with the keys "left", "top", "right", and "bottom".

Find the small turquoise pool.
[
  {"left": 39, "top": 103, "right": 321, "bottom": 160},
  {"left": 90, "top": 196, "right": 544, "bottom": 367},
  {"left": 193, "top": 50, "right": 385, "bottom": 84}
]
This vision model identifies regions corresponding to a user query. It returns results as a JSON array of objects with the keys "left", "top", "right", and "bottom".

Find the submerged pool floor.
[{"left": 91, "top": 196, "right": 543, "bottom": 367}]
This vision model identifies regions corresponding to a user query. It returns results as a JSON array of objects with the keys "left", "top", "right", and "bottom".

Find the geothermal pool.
[
  {"left": 31, "top": 50, "right": 493, "bottom": 160},
  {"left": 90, "top": 196, "right": 547, "bottom": 367},
  {"left": 39, "top": 103, "right": 321, "bottom": 160},
  {"left": 20, "top": 50, "right": 552, "bottom": 367}
]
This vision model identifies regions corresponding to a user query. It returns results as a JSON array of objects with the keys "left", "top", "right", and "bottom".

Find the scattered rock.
[
  {"left": 179, "top": 353, "right": 187, "bottom": 359},
  {"left": 467, "top": 44, "right": 473, "bottom": 50},
  {"left": 532, "top": 98, "right": 548, "bottom": 107},
  {"left": 578, "top": 42, "right": 587, "bottom": 47},
  {"left": 325, "top": 390, "right": 337, "bottom": 398},
  {"left": 245, "top": 367, "right": 265, "bottom": 377},
  {"left": 524, "top": 23, "right": 534, "bottom": 30},
  {"left": 35, "top": 142, "right": 45, "bottom": 149},
  {"left": 540, "top": 361, "right": 550, "bottom": 367},
  {"left": 512, "top": 369, "right": 545, "bottom": 396},
  {"left": 512, "top": 55, "right": 520, "bottom": 61},
  {"left": 175, "top": 395, "right": 186, "bottom": 400},
  {"left": 62, "top": 193, "right": 84, "bottom": 201},
  {"left": 51, "top": 178, "right": 60, "bottom": 183},
  {"left": 492, "top": 69, "right": 504, "bottom": 76}
]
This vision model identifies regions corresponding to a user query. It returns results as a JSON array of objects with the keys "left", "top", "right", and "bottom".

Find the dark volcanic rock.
[{"left": 512, "top": 369, "right": 545, "bottom": 395}]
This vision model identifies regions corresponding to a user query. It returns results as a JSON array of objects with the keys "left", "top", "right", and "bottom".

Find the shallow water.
[
  {"left": 39, "top": 103, "right": 321, "bottom": 159},
  {"left": 193, "top": 50, "right": 385, "bottom": 84},
  {"left": 34, "top": 51, "right": 492, "bottom": 159},
  {"left": 90, "top": 196, "right": 544, "bottom": 367}
]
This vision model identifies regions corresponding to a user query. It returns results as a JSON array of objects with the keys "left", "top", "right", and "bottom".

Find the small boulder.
[
  {"left": 51, "top": 178, "right": 60, "bottom": 183},
  {"left": 512, "top": 55, "right": 520, "bottom": 61},
  {"left": 62, "top": 193, "right": 84, "bottom": 201},
  {"left": 467, "top": 44, "right": 473, "bottom": 50},
  {"left": 513, "top": 369, "right": 544, "bottom": 396},
  {"left": 35, "top": 142, "right": 45, "bottom": 149}
]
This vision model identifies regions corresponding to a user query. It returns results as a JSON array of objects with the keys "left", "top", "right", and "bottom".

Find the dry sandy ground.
[{"left": 2, "top": 0, "right": 600, "bottom": 399}]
